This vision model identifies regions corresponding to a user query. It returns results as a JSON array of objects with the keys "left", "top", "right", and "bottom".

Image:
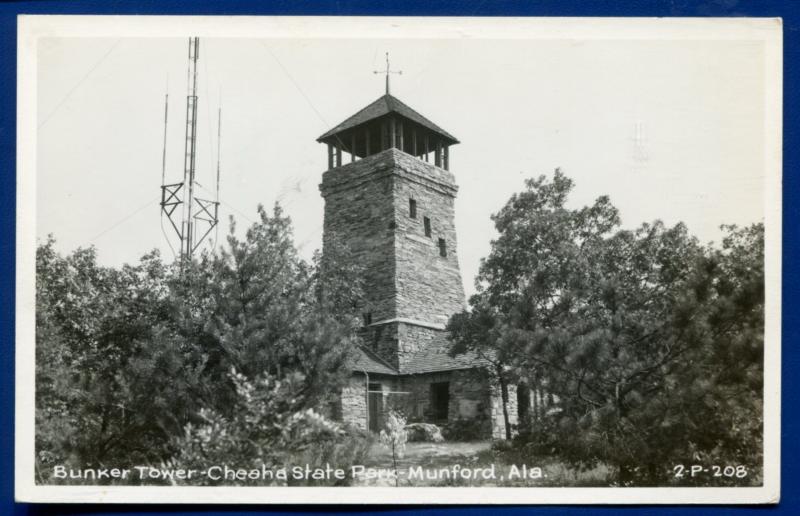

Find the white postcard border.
[{"left": 15, "top": 15, "right": 783, "bottom": 505}]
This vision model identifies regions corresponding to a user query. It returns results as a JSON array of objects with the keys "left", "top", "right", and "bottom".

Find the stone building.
[{"left": 318, "top": 86, "right": 519, "bottom": 439}]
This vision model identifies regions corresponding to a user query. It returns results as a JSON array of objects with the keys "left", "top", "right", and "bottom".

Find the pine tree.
[{"left": 449, "top": 171, "right": 764, "bottom": 485}]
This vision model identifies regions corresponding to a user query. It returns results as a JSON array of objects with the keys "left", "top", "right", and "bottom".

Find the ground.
[{"left": 355, "top": 441, "right": 491, "bottom": 487}]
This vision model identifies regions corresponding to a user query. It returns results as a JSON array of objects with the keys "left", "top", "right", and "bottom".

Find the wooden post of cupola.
[
  {"left": 443, "top": 145, "right": 449, "bottom": 170},
  {"left": 435, "top": 140, "right": 442, "bottom": 167},
  {"left": 390, "top": 117, "right": 397, "bottom": 149},
  {"left": 412, "top": 130, "right": 418, "bottom": 156},
  {"left": 365, "top": 126, "right": 371, "bottom": 155},
  {"left": 350, "top": 132, "right": 356, "bottom": 163},
  {"left": 327, "top": 143, "right": 334, "bottom": 169},
  {"left": 336, "top": 143, "right": 342, "bottom": 167},
  {"left": 398, "top": 120, "right": 404, "bottom": 152}
]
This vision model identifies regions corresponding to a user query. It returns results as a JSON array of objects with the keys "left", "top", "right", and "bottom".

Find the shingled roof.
[
  {"left": 349, "top": 346, "right": 398, "bottom": 376},
  {"left": 348, "top": 337, "right": 489, "bottom": 376},
  {"left": 402, "top": 339, "right": 491, "bottom": 375},
  {"left": 317, "top": 94, "right": 459, "bottom": 145}
]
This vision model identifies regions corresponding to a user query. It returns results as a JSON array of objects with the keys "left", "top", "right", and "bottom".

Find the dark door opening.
[
  {"left": 368, "top": 383, "right": 383, "bottom": 432},
  {"left": 517, "top": 383, "right": 530, "bottom": 421},
  {"left": 430, "top": 382, "right": 450, "bottom": 420}
]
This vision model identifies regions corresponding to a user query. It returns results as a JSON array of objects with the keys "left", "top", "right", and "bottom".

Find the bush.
[
  {"left": 443, "top": 418, "right": 486, "bottom": 441},
  {"left": 169, "top": 369, "right": 370, "bottom": 486},
  {"left": 288, "top": 425, "right": 373, "bottom": 486}
]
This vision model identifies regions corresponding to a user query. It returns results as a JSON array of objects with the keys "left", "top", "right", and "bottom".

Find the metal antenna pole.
[
  {"left": 158, "top": 84, "right": 178, "bottom": 259},
  {"left": 182, "top": 37, "right": 200, "bottom": 260},
  {"left": 213, "top": 103, "right": 222, "bottom": 248},
  {"left": 216, "top": 105, "right": 221, "bottom": 208},
  {"left": 161, "top": 37, "right": 219, "bottom": 261},
  {"left": 161, "top": 90, "right": 169, "bottom": 182},
  {"left": 187, "top": 42, "right": 220, "bottom": 256}
]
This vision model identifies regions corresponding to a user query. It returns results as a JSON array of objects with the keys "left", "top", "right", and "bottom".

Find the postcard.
[{"left": 15, "top": 15, "right": 781, "bottom": 504}]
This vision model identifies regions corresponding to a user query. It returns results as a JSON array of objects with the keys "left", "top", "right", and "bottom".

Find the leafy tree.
[
  {"left": 449, "top": 171, "right": 764, "bottom": 485},
  {"left": 35, "top": 202, "right": 366, "bottom": 484},
  {"left": 35, "top": 238, "right": 193, "bottom": 476}
]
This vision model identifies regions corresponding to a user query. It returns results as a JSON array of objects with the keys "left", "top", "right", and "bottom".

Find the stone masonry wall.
[
  {"left": 359, "top": 323, "right": 402, "bottom": 370},
  {"left": 399, "top": 371, "right": 458, "bottom": 422},
  {"left": 448, "top": 369, "right": 494, "bottom": 438},
  {"left": 340, "top": 374, "right": 400, "bottom": 431},
  {"left": 361, "top": 322, "right": 466, "bottom": 374},
  {"left": 392, "top": 151, "right": 466, "bottom": 325},
  {"left": 319, "top": 151, "right": 399, "bottom": 323},
  {"left": 342, "top": 369, "right": 518, "bottom": 440},
  {"left": 398, "top": 322, "right": 450, "bottom": 373},
  {"left": 490, "top": 382, "right": 519, "bottom": 439},
  {"left": 392, "top": 369, "right": 494, "bottom": 439},
  {"left": 321, "top": 149, "right": 466, "bottom": 367},
  {"left": 340, "top": 375, "right": 368, "bottom": 430}
]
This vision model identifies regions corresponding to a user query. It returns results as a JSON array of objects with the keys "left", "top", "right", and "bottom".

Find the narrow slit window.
[
  {"left": 438, "top": 238, "right": 447, "bottom": 257},
  {"left": 363, "top": 312, "right": 372, "bottom": 326},
  {"left": 409, "top": 199, "right": 417, "bottom": 218},
  {"left": 424, "top": 217, "right": 432, "bottom": 237}
]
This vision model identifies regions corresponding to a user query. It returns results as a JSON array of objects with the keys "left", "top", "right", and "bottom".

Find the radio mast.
[{"left": 160, "top": 37, "right": 220, "bottom": 261}]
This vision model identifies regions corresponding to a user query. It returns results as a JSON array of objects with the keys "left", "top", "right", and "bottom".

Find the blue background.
[{"left": 0, "top": 0, "right": 795, "bottom": 514}]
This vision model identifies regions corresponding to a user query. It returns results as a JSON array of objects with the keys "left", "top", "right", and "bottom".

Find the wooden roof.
[{"left": 317, "top": 94, "right": 459, "bottom": 145}]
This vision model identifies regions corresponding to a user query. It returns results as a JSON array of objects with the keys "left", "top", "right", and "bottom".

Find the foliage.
[
  {"left": 35, "top": 202, "right": 364, "bottom": 484},
  {"left": 447, "top": 309, "right": 515, "bottom": 440},
  {"left": 169, "top": 204, "right": 363, "bottom": 417},
  {"left": 449, "top": 170, "right": 764, "bottom": 485},
  {"left": 442, "top": 419, "right": 485, "bottom": 442},
  {"left": 379, "top": 410, "right": 408, "bottom": 486},
  {"left": 169, "top": 368, "right": 370, "bottom": 486},
  {"left": 35, "top": 238, "right": 189, "bottom": 479}
]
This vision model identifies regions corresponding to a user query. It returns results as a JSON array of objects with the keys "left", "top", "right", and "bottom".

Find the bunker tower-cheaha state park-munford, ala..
[{"left": 318, "top": 80, "right": 532, "bottom": 439}]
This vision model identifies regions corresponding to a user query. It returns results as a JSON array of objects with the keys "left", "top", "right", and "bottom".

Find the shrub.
[
  {"left": 443, "top": 418, "right": 486, "bottom": 441},
  {"left": 379, "top": 411, "right": 408, "bottom": 487},
  {"left": 169, "top": 369, "right": 369, "bottom": 486}
]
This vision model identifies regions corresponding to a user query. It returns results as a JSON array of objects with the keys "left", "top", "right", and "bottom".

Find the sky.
[{"left": 36, "top": 36, "right": 766, "bottom": 298}]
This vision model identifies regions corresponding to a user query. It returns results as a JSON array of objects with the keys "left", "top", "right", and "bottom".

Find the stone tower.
[{"left": 318, "top": 93, "right": 466, "bottom": 372}]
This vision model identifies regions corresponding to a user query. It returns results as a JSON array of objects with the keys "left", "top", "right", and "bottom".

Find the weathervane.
[{"left": 373, "top": 52, "right": 402, "bottom": 95}]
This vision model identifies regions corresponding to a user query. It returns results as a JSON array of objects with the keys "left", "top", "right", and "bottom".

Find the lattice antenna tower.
[{"left": 160, "top": 37, "right": 220, "bottom": 262}]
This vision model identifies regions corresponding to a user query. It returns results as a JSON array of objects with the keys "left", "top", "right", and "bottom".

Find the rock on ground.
[{"left": 405, "top": 422, "right": 445, "bottom": 442}]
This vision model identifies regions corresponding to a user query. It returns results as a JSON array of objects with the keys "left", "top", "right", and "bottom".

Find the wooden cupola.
[{"left": 317, "top": 93, "right": 460, "bottom": 170}]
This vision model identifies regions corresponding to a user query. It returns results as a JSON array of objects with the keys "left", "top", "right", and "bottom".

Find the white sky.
[{"left": 36, "top": 36, "right": 765, "bottom": 298}]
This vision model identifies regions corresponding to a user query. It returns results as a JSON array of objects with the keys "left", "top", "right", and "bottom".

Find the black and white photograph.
[{"left": 15, "top": 16, "right": 781, "bottom": 504}]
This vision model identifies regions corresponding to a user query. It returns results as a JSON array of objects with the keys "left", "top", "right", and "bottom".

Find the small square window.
[
  {"left": 424, "top": 217, "right": 432, "bottom": 237},
  {"left": 438, "top": 238, "right": 447, "bottom": 257},
  {"left": 409, "top": 199, "right": 417, "bottom": 219}
]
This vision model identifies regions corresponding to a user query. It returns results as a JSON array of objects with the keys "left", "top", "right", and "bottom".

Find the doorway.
[
  {"left": 368, "top": 383, "right": 383, "bottom": 432},
  {"left": 430, "top": 381, "right": 450, "bottom": 420}
]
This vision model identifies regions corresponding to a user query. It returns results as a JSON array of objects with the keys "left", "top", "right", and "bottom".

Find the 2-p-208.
[{"left": 673, "top": 465, "right": 748, "bottom": 479}]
